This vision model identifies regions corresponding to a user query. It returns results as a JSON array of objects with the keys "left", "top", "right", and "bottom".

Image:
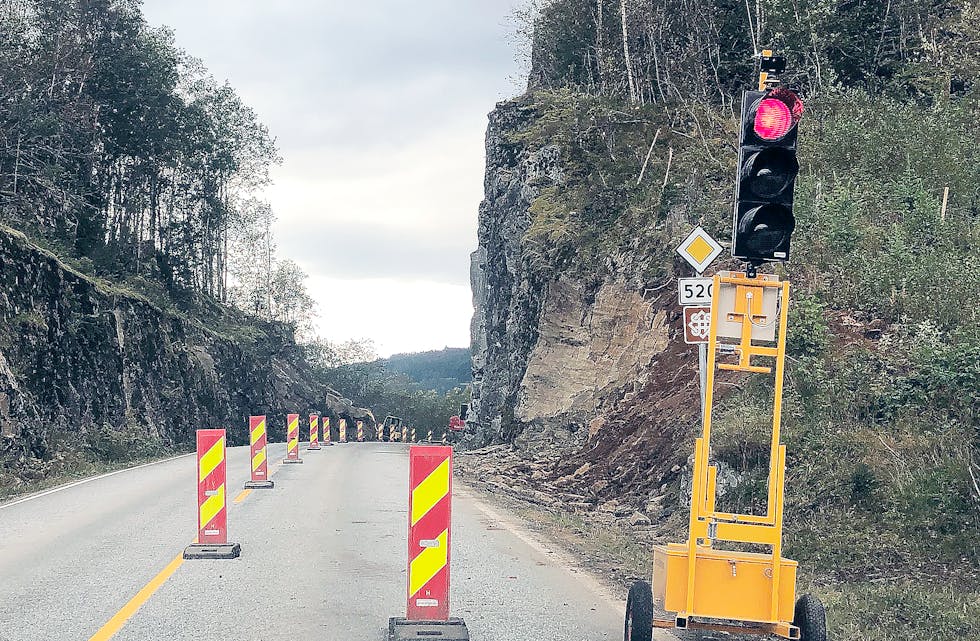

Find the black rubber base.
[
  {"left": 307, "top": 444, "right": 322, "bottom": 450},
  {"left": 282, "top": 459, "right": 304, "bottom": 464},
  {"left": 244, "top": 480, "right": 274, "bottom": 489},
  {"left": 323, "top": 442, "right": 335, "bottom": 446},
  {"left": 183, "top": 542, "right": 241, "bottom": 560},
  {"left": 388, "top": 618, "right": 469, "bottom": 640}
]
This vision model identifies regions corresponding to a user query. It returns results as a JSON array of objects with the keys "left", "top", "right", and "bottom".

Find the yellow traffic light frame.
[{"left": 650, "top": 271, "right": 801, "bottom": 639}]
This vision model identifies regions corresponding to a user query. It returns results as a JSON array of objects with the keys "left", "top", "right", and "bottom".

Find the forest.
[
  {"left": 317, "top": 348, "right": 470, "bottom": 435},
  {"left": 0, "top": 0, "right": 315, "bottom": 327}
]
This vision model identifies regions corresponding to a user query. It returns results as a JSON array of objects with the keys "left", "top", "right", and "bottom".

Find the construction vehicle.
[{"left": 380, "top": 415, "right": 403, "bottom": 442}]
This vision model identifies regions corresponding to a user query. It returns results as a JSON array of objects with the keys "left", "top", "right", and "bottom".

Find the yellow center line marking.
[
  {"left": 87, "top": 552, "right": 184, "bottom": 641},
  {"left": 89, "top": 448, "right": 290, "bottom": 640}
]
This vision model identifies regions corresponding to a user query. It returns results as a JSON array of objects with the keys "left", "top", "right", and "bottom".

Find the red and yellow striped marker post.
[
  {"left": 244, "top": 415, "right": 274, "bottom": 489},
  {"left": 389, "top": 445, "right": 468, "bottom": 637},
  {"left": 339, "top": 418, "right": 347, "bottom": 443},
  {"left": 283, "top": 413, "right": 303, "bottom": 464},
  {"left": 308, "top": 414, "right": 321, "bottom": 450},
  {"left": 357, "top": 420, "right": 364, "bottom": 442},
  {"left": 323, "top": 416, "right": 333, "bottom": 446},
  {"left": 184, "top": 429, "right": 241, "bottom": 559},
  {"left": 407, "top": 445, "right": 453, "bottom": 620}
]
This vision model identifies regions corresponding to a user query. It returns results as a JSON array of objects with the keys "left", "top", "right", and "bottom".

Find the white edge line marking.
[
  {"left": 455, "top": 482, "right": 626, "bottom": 613},
  {"left": 0, "top": 453, "right": 195, "bottom": 511},
  {"left": 456, "top": 482, "right": 679, "bottom": 640}
]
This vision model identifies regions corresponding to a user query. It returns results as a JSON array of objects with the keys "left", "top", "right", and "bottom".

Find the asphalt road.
[{"left": 0, "top": 441, "right": 633, "bottom": 641}]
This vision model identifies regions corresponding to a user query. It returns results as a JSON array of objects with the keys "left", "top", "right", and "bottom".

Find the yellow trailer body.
[{"left": 653, "top": 543, "right": 797, "bottom": 623}]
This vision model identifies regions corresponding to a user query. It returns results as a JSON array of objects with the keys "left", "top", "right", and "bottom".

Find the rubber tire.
[
  {"left": 794, "top": 594, "right": 828, "bottom": 641},
  {"left": 625, "top": 580, "right": 654, "bottom": 641}
]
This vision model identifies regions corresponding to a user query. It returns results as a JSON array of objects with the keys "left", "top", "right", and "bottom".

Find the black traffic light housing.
[{"left": 732, "top": 88, "right": 803, "bottom": 263}]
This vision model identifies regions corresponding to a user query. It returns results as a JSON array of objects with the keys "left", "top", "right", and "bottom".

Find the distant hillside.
[
  {"left": 315, "top": 348, "right": 470, "bottom": 434},
  {"left": 379, "top": 348, "right": 471, "bottom": 393}
]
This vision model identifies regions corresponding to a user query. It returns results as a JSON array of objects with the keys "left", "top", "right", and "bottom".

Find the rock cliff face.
[
  {"left": 0, "top": 226, "right": 320, "bottom": 486},
  {"left": 468, "top": 99, "right": 701, "bottom": 504}
]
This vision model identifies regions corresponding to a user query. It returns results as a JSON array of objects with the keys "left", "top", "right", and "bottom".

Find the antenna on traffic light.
[{"left": 732, "top": 49, "right": 802, "bottom": 268}]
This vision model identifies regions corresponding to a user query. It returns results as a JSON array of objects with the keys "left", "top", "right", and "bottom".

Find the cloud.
[
  {"left": 141, "top": 0, "right": 526, "bottom": 351},
  {"left": 303, "top": 276, "right": 473, "bottom": 357},
  {"left": 284, "top": 220, "right": 472, "bottom": 285}
]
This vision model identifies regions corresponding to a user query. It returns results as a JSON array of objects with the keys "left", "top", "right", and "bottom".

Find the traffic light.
[{"left": 732, "top": 88, "right": 803, "bottom": 263}]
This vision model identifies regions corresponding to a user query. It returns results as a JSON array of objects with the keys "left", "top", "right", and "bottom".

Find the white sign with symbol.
[
  {"left": 678, "top": 277, "right": 713, "bottom": 306},
  {"left": 676, "top": 227, "right": 723, "bottom": 275}
]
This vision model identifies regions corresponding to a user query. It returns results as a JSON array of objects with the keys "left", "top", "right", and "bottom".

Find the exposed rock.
[
  {"left": 629, "top": 512, "right": 652, "bottom": 527},
  {"left": 0, "top": 226, "right": 324, "bottom": 480},
  {"left": 324, "top": 387, "right": 376, "bottom": 438},
  {"left": 599, "top": 499, "right": 620, "bottom": 513},
  {"left": 463, "top": 97, "right": 730, "bottom": 512}
]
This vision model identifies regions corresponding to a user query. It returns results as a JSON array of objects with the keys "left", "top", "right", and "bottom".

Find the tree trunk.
[{"left": 620, "top": 0, "right": 638, "bottom": 104}]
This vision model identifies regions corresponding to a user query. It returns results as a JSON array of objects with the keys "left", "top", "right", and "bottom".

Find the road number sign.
[
  {"left": 683, "top": 306, "right": 712, "bottom": 344},
  {"left": 678, "top": 277, "right": 713, "bottom": 306}
]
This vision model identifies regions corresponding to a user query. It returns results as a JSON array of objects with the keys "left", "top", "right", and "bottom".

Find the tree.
[
  {"left": 0, "top": 0, "right": 281, "bottom": 304},
  {"left": 268, "top": 259, "right": 316, "bottom": 337},
  {"left": 305, "top": 338, "right": 378, "bottom": 371},
  {"left": 226, "top": 198, "right": 276, "bottom": 317}
]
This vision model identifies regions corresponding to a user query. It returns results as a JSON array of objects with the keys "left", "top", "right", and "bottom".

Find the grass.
[
  {"left": 821, "top": 580, "right": 980, "bottom": 641},
  {"left": 0, "top": 444, "right": 192, "bottom": 503},
  {"left": 472, "top": 484, "right": 979, "bottom": 640}
]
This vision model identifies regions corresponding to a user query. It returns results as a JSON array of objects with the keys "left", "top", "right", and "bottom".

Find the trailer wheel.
[
  {"left": 793, "top": 594, "right": 827, "bottom": 641},
  {"left": 624, "top": 580, "right": 653, "bottom": 641}
]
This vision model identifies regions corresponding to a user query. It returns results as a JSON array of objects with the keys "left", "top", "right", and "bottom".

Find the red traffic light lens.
[
  {"left": 751, "top": 89, "right": 804, "bottom": 142},
  {"left": 754, "top": 98, "right": 793, "bottom": 140}
]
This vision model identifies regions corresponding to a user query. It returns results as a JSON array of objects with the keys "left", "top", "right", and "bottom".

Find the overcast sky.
[{"left": 141, "top": 1, "right": 527, "bottom": 357}]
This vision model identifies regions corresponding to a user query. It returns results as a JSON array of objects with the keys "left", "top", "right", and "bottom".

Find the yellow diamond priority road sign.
[{"left": 676, "top": 226, "right": 723, "bottom": 275}]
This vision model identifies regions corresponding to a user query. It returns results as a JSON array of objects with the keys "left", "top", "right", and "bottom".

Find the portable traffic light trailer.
[{"left": 625, "top": 272, "right": 827, "bottom": 641}]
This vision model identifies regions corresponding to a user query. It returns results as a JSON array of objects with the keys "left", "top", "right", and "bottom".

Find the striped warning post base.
[
  {"left": 244, "top": 415, "right": 274, "bottom": 489},
  {"left": 283, "top": 413, "right": 303, "bottom": 464},
  {"left": 389, "top": 445, "right": 468, "bottom": 637},
  {"left": 184, "top": 429, "right": 240, "bottom": 559},
  {"left": 308, "top": 414, "right": 322, "bottom": 450},
  {"left": 323, "top": 416, "right": 333, "bottom": 446}
]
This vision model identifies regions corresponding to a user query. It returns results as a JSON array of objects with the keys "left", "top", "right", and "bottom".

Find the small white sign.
[
  {"left": 678, "top": 277, "right": 713, "bottom": 306},
  {"left": 676, "top": 226, "right": 723, "bottom": 275}
]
